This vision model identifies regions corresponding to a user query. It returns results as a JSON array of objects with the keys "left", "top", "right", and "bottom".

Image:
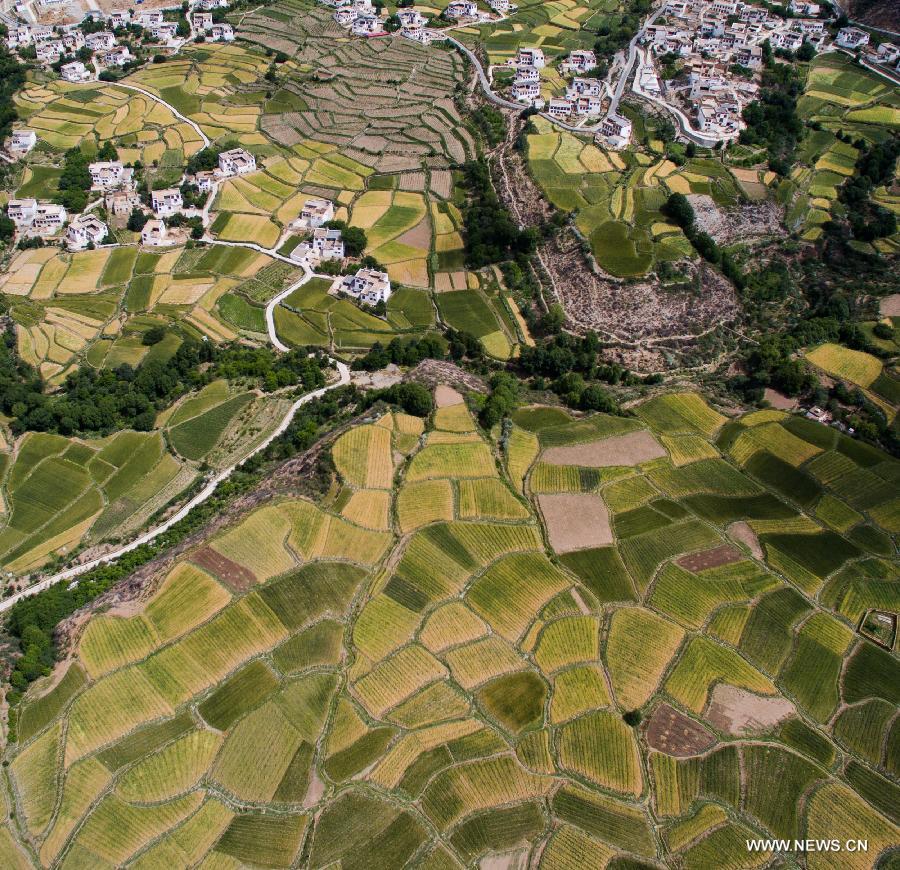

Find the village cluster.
[
  {"left": 320, "top": 0, "right": 513, "bottom": 44},
  {"left": 498, "top": 0, "right": 898, "bottom": 146},
  {"left": 3, "top": 0, "right": 233, "bottom": 85}
]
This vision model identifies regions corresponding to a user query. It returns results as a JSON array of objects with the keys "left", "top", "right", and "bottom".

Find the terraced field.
[
  {"left": 4, "top": 388, "right": 897, "bottom": 868},
  {"left": 785, "top": 53, "right": 900, "bottom": 251},
  {"left": 526, "top": 118, "right": 741, "bottom": 276}
]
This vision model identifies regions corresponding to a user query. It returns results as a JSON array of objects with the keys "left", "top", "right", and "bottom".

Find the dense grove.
[{"left": 0, "top": 42, "right": 25, "bottom": 143}]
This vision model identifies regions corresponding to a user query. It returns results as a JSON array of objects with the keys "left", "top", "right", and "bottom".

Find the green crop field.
[{"left": 1, "top": 1, "right": 898, "bottom": 856}]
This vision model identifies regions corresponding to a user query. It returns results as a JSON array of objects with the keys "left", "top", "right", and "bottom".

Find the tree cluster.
[
  {"left": 460, "top": 159, "right": 537, "bottom": 268},
  {"left": 323, "top": 219, "right": 367, "bottom": 257},
  {"left": 739, "top": 59, "right": 803, "bottom": 175}
]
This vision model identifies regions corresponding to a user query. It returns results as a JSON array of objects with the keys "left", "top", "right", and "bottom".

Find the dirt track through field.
[{"left": 542, "top": 430, "right": 666, "bottom": 467}]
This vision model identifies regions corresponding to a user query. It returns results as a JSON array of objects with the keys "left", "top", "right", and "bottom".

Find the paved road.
[
  {"left": 265, "top": 261, "right": 314, "bottom": 352},
  {"left": 99, "top": 81, "right": 211, "bottom": 147}
]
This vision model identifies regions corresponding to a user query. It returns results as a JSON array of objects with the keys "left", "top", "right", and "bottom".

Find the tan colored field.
[
  {"left": 542, "top": 431, "right": 666, "bottom": 467},
  {"left": 538, "top": 493, "right": 612, "bottom": 553}
]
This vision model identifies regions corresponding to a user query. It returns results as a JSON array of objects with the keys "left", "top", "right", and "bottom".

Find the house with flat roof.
[
  {"left": 32, "top": 203, "right": 68, "bottom": 236},
  {"left": 341, "top": 267, "right": 392, "bottom": 305},
  {"left": 299, "top": 198, "right": 335, "bottom": 228},
  {"left": 516, "top": 46, "right": 545, "bottom": 67},
  {"left": 836, "top": 26, "right": 869, "bottom": 49},
  {"left": 151, "top": 188, "right": 183, "bottom": 217},
  {"left": 105, "top": 190, "right": 142, "bottom": 217},
  {"left": 89, "top": 161, "right": 134, "bottom": 191},
  {"left": 218, "top": 148, "right": 256, "bottom": 176},
  {"left": 65, "top": 213, "right": 108, "bottom": 250},
  {"left": 210, "top": 23, "right": 235, "bottom": 41},
  {"left": 597, "top": 114, "right": 632, "bottom": 149},
  {"left": 293, "top": 227, "right": 345, "bottom": 264},
  {"left": 60, "top": 61, "right": 92, "bottom": 82},
  {"left": 141, "top": 219, "right": 175, "bottom": 246},
  {"left": 8, "top": 130, "right": 37, "bottom": 154},
  {"left": 85, "top": 31, "right": 116, "bottom": 51}
]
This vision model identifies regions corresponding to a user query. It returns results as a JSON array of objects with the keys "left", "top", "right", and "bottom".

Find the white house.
[
  {"left": 516, "top": 46, "right": 545, "bottom": 68},
  {"left": 488, "top": 0, "right": 516, "bottom": 14},
  {"left": 60, "top": 61, "right": 92, "bottom": 82},
  {"left": 597, "top": 114, "right": 632, "bottom": 149},
  {"left": 573, "top": 94, "right": 603, "bottom": 115},
  {"left": 135, "top": 10, "right": 164, "bottom": 28},
  {"left": 36, "top": 40, "right": 64, "bottom": 63},
  {"left": 7, "top": 199, "right": 37, "bottom": 227},
  {"left": 836, "top": 27, "right": 869, "bottom": 49},
  {"left": 85, "top": 31, "right": 116, "bottom": 51},
  {"left": 63, "top": 30, "right": 85, "bottom": 51},
  {"left": 98, "top": 46, "right": 133, "bottom": 67},
  {"left": 334, "top": 8, "right": 358, "bottom": 26},
  {"left": 566, "top": 77, "right": 602, "bottom": 98},
  {"left": 562, "top": 49, "right": 596, "bottom": 73},
  {"left": 198, "top": 0, "right": 228, "bottom": 9},
  {"left": 514, "top": 64, "right": 539, "bottom": 81},
  {"left": 65, "top": 213, "right": 108, "bottom": 250},
  {"left": 401, "top": 24, "right": 431, "bottom": 43},
  {"left": 108, "top": 10, "right": 132, "bottom": 27},
  {"left": 141, "top": 218, "right": 175, "bottom": 246},
  {"left": 105, "top": 189, "right": 142, "bottom": 217},
  {"left": 192, "top": 12, "right": 214, "bottom": 31},
  {"left": 789, "top": 0, "right": 820, "bottom": 15},
  {"left": 218, "top": 148, "right": 256, "bottom": 176},
  {"left": 445, "top": 0, "right": 478, "bottom": 18},
  {"left": 341, "top": 267, "right": 391, "bottom": 305},
  {"left": 151, "top": 188, "right": 183, "bottom": 217},
  {"left": 351, "top": 14, "right": 384, "bottom": 35},
  {"left": 299, "top": 197, "right": 334, "bottom": 228},
  {"left": 32, "top": 203, "right": 68, "bottom": 236},
  {"left": 209, "top": 23, "right": 235, "bottom": 41},
  {"left": 8, "top": 130, "right": 37, "bottom": 154},
  {"left": 876, "top": 42, "right": 900, "bottom": 64},
  {"left": 511, "top": 80, "right": 541, "bottom": 103},
  {"left": 89, "top": 161, "right": 134, "bottom": 190},
  {"left": 293, "top": 227, "right": 345, "bottom": 264},
  {"left": 547, "top": 98, "right": 572, "bottom": 118},
  {"left": 771, "top": 31, "right": 803, "bottom": 51},
  {"left": 6, "top": 25, "right": 32, "bottom": 50},
  {"left": 397, "top": 8, "right": 426, "bottom": 27},
  {"left": 194, "top": 170, "right": 217, "bottom": 192}
]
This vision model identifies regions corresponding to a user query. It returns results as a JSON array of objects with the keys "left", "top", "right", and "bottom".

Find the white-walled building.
[
  {"left": 341, "top": 267, "right": 392, "bottom": 305},
  {"left": 89, "top": 161, "right": 135, "bottom": 190},
  {"left": 445, "top": 0, "right": 478, "bottom": 19},
  {"left": 293, "top": 227, "right": 345, "bottom": 263},
  {"left": 218, "top": 148, "right": 256, "bottom": 176},
  {"left": 789, "top": 0, "right": 820, "bottom": 15},
  {"left": 836, "top": 27, "right": 869, "bottom": 49},
  {"left": 561, "top": 49, "right": 597, "bottom": 74},
  {"left": 8, "top": 130, "right": 37, "bottom": 154},
  {"left": 32, "top": 203, "right": 68, "bottom": 236},
  {"left": 7, "top": 199, "right": 37, "bottom": 227},
  {"left": 299, "top": 197, "right": 334, "bottom": 228},
  {"left": 192, "top": 12, "right": 214, "bottom": 31},
  {"left": 60, "top": 61, "right": 92, "bottom": 82},
  {"left": 141, "top": 219, "right": 175, "bottom": 246},
  {"left": 516, "top": 46, "right": 545, "bottom": 67},
  {"left": 351, "top": 14, "right": 384, "bottom": 35},
  {"left": 65, "top": 213, "right": 108, "bottom": 250},
  {"left": 597, "top": 114, "right": 632, "bottom": 149},
  {"left": 85, "top": 31, "right": 116, "bottom": 51},
  {"left": 151, "top": 188, "right": 183, "bottom": 217},
  {"left": 105, "top": 189, "right": 142, "bottom": 217},
  {"left": 210, "top": 23, "right": 235, "bottom": 41},
  {"left": 36, "top": 40, "right": 64, "bottom": 63},
  {"left": 98, "top": 46, "right": 134, "bottom": 67}
]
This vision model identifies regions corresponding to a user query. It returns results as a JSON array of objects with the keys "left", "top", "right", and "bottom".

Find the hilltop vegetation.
[{"left": 1, "top": 387, "right": 897, "bottom": 867}]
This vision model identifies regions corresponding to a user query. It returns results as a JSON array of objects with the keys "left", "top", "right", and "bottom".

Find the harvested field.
[
  {"left": 542, "top": 431, "right": 666, "bottom": 467},
  {"left": 538, "top": 493, "right": 612, "bottom": 553},
  {"left": 676, "top": 544, "right": 741, "bottom": 573},
  {"left": 727, "top": 521, "right": 763, "bottom": 559},
  {"left": 705, "top": 685, "right": 794, "bottom": 736},
  {"left": 645, "top": 703, "right": 716, "bottom": 756},
  {"left": 191, "top": 546, "right": 257, "bottom": 593},
  {"left": 435, "top": 385, "right": 464, "bottom": 407}
]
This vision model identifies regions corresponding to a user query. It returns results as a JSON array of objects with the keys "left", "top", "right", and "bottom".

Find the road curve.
[
  {"left": 101, "top": 82, "right": 211, "bottom": 148},
  {"left": 265, "top": 261, "right": 314, "bottom": 352},
  {"left": 0, "top": 358, "right": 349, "bottom": 614}
]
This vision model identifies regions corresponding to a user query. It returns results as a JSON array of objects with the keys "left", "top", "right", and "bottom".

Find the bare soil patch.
[
  {"left": 880, "top": 294, "right": 900, "bottom": 317},
  {"left": 677, "top": 544, "right": 742, "bottom": 573},
  {"left": 396, "top": 218, "right": 431, "bottom": 250},
  {"left": 706, "top": 684, "right": 794, "bottom": 736},
  {"left": 399, "top": 171, "right": 426, "bottom": 192},
  {"left": 435, "top": 385, "right": 464, "bottom": 407},
  {"left": 430, "top": 170, "right": 452, "bottom": 199},
  {"left": 405, "top": 360, "right": 485, "bottom": 395},
  {"left": 542, "top": 431, "right": 666, "bottom": 467},
  {"left": 352, "top": 364, "right": 403, "bottom": 390},
  {"left": 687, "top": 194, "right": 783, "bottom": 245},
  {"left": 192, "top": 546, "right": 257, "bottom": 592},
  {"left": 727, "top": 521, "right": 763, "bottom": 560},
  {"left": 764, "top": 388, "right": 798, "bottom": 410},
  {"left": 645, "top": 702, "right": 716, "bottom": 756},
  {"left": 538, "top": 493, "right": 612, "bottom": 553}
]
